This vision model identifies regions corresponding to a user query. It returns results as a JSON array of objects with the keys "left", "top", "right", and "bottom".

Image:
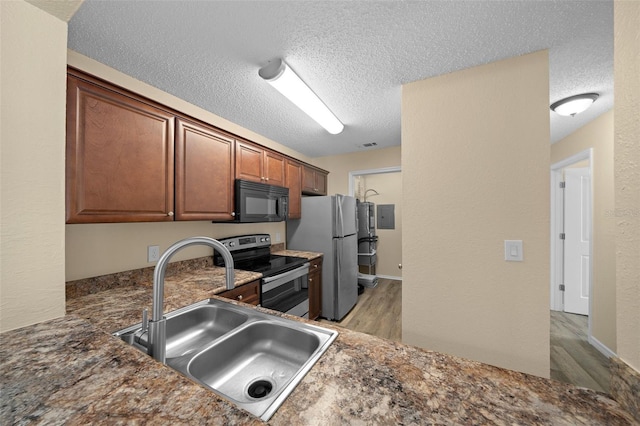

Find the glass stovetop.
[
  {"left": 215, "top": 247, "right": 308, "bottom": 278},
  {"left": 234, "top": 254, "right": 308, "bottom": 277}
]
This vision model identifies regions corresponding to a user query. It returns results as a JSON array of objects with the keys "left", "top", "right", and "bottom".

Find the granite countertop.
[
  {"left": 273, "top": 249, "right": 323, "bottom": 261},
  {"left": 1, "top": 266, "right": 636, "bottom": 425},
  {"left": 66, "top": 266, "right": 262, "bottom": 332}
]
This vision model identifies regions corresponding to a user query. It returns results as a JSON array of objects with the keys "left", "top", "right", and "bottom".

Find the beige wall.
[
  {"left": 66, "top": 222, "right": 285, "bottom": 281},
  {"left": 614, "top": 0, "right": 640, "bottom": 372},
  {"left": 313, "top": 146, "right": 401, "bottom": 195},
  {"left": 551, "top": 111, "right": 616, "bottom": 352},
  {"left": 1, "top": 1, "right": 68, "bottom": 332},
  {"left": 313, "top": 146, "right": 402, "bottom": 278},
  {"left": 67, "top": 51, "right": 310, "bottom": 164},
  {"left": 357, "top": 172, "right": 402, "bottom": 278},
  {"left": 64, "top": 51, "right": 304, "bottom": 281},
  {"left": 401, "top": 51, "right": 550, "bottom": 377}
]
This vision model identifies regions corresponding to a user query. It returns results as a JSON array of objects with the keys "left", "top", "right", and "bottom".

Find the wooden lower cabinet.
[
  {"left": 218, "top": 280, "right": 260, "bottom": 306},
  {"left": 308, "top": 257, "right": 323, "bottom": 320}
]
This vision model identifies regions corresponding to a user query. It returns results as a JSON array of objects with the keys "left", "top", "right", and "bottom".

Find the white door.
[{"left": 564, "top": 167, "right": 591, "bottom": 315}]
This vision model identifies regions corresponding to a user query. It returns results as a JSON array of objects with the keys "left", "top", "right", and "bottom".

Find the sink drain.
[{"left": 247, "top": 379, "right": 273, "bottom": 399}]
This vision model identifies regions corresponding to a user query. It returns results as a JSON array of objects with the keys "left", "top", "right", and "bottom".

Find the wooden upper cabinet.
[
  {"left": 66, "top": 73, "right": 175, "bottom": 223},
  {"left": 263, "top": 150, "right": 286, "bottom": 187},
  {"left": 235, "top": 140, "right": 263, "bottom": 183},
  {"left": 175, "top": 118, "right": 235, "bottom": 221},
  {"left": 285, "top": 159, "right": 303, "bottom": 219},
  {"left": 235, "top": 140, "right": 286, "bottom": 187},
  {"left": 302, "top": 165, "right": 328, "bottom": 196}
]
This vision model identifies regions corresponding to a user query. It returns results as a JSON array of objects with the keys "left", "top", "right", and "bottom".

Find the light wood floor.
[
  {"left": 320, "top": 280, "right": 611, "bottom": 394},
  {"left": 319, "top": 278, "right": 402, "bottom": 342},
  {"left": 550, "top": 310, "right": 610, "bottom": 393}
]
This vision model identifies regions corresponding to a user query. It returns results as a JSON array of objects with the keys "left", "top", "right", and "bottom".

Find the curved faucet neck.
[{"left": 151, "top": 237, "right": 235, "bottom": 322}]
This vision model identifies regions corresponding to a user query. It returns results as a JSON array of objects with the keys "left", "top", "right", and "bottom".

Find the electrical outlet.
[
  {"left": 275, "top": 232, "right": 281, "bottom": 242},
  {"left": 148, "top": 245, "right": 160, "bottom": 263}
]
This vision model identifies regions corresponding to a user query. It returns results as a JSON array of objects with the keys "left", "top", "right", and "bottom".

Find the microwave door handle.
[{"left": 278, "top": 196, "right": 288, "bottom": 218}]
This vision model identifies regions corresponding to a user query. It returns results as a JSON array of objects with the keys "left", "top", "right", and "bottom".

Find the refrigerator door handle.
[
  {"left": 337, "top": 195, "right": 345, "bottom": 237},
  {"left": 334, "top": 238, "right": 342, "bottom": 316}
]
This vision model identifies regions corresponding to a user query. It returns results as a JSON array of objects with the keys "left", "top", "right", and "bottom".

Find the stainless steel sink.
[
  {"left": 113, "top": 298, "right": 338, "bottom": 421},
  {"left": 113, "top": 300, "right": 249, "bottom": 357}
]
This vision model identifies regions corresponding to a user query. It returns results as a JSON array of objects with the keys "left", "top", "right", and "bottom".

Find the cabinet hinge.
[
  {"left": 559, "top": 181, "right": 566, "bottom": 189},
  {"left": 559, "top": 284, "right": 565, "bottom": 291},
  {"left": 559, "top": 233, "right": 566, "bottom": 240}
]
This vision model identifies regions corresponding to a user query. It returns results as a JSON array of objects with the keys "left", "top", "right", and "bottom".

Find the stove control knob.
[
  {"left": 229, "top": 241, "right": 235, "bottom": 247},
  {"left": 265, "top": 236, "right": 270, "bottom": 242}
]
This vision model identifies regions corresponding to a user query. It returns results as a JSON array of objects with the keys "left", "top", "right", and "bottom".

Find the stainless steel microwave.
[{"left": 234, "top": 179, "right": 289, "bottom": 222}]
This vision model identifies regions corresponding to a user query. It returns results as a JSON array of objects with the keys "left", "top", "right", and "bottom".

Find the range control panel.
[{"left": 218, "top": 234, "right": 271, "bottom": 251}]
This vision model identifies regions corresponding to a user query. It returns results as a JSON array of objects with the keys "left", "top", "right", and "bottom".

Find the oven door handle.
[{"left": 262, "top": 263, "right": 310, "bottom": 292}]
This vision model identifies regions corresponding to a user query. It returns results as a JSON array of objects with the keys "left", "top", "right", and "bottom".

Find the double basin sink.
[{"left": 114, "top": 298, "right": 338, "bottom": 421}]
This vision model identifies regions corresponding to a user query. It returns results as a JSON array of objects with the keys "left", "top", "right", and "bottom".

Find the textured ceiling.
[{"left": 68, "top": 1, "right": 613, "bottom": 158}]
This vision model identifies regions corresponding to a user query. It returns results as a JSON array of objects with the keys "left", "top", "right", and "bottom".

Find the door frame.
[
  {"left": 348, "top": 166, "right": 401, "bottom": 197},
  {"left": 550, "top": 148, "right": 593, "bottom": 314},
  {"left": 348, "top": 166, "right": 402, "bottom": 281}
]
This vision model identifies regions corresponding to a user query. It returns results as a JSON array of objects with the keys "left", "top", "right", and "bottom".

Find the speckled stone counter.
[
  {"left": 2, "top": 270, "right": 636, "bottom": 425},
  {"left": 67, "top": 266, "right": 262, "bottom": 333},
  {"left": 273, "top": 249, "right": 323, "bottom": 261}
]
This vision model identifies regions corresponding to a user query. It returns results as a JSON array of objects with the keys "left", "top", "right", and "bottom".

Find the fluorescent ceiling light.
[
  {"left": 259, "top": 59, "right": 344, "bottom": 135},
  {"left": 550, "top": 93, "right": 599, "bottom": 116}
]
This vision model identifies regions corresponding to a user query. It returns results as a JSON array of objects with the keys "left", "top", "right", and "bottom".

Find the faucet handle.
[{"left": 141, "top": 308, "right": 149, "bottom": 332}]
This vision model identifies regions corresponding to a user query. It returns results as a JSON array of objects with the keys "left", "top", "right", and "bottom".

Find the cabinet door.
[
  {"left": 314, "top": 170, "right": 327, "bottom": 195},
  {"left": 302, "top": 165, "right": 317, "bottom": 194},
  {"left": 263, "top": 150, "right": 286, "bottom": 187},
  {"left": 302, "top": 165, "right": 328, "bottom": 196},
  {"left": 308, "top": 257, "right": 323, "bottom": 320},
  {"left": 285, "top": 159, "right": 302, "bottom": 219},
  {"left": 235, "top": 140, "right": 263, "bottom": 183},
  {"left": 66, "top": 74, "right": 175, "bottom": 223},
  {"left": 175, "top": 118, "right": 235, "bottom": 221}
]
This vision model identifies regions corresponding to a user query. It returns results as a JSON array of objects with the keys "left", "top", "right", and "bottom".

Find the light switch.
[{"left": 504, "top": 240, "right": 523, "bottom": 261}]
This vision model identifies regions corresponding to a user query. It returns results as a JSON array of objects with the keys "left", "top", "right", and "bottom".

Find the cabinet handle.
[
  {"left": 231, "top": 212, "right": 236, "bottom": 217},
  {"left": 265, "top": 177, "right": 269, "bottom": 181},
  {"left": 167, "top": 211, "right": 174, "bottom": 217},
  {"left": 237, "top": 295, "right": 243, "bottom": 301}
]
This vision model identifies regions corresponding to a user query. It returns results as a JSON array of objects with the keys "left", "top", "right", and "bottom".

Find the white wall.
[
  {"left": 1, "top": 0, "right": 68, "bottom": 332},
  {"left": 401, "top": 51, "right": 550, "bottom": 377}
]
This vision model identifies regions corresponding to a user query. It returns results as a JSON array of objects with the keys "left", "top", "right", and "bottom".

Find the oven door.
[{"left": 261, "top": 263, "right": 310, "bottom": 318}]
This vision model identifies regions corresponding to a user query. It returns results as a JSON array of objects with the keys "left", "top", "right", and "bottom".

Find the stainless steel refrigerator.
[{"left": 286, "top": 195, "right": 358, "bottom": 320}]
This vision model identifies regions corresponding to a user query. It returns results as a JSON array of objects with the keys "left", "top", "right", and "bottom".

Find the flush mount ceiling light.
[
  {"left": 259, "top": 59, "right": 344, "bottom": 135},
  {"left": 550, "top": 93, "right": 599, "bottom": 117}
]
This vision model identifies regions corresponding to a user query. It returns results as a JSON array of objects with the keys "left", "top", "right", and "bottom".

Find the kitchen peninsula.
[{"left": 1, "top": 260, "right": 635, "bottom": 425}]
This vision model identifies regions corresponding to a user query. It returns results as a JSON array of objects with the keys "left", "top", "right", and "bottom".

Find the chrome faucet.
[{"left": 147, "top": 236, "right": 235, "bottom": 363}]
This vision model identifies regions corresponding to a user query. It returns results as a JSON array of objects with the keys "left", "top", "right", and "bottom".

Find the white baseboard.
[
  {"left": 375, "top": 274, "right": 402, "bottom": 281},
  {"left": 588, "top": 335, "right": 617, "bottom": 359}
]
